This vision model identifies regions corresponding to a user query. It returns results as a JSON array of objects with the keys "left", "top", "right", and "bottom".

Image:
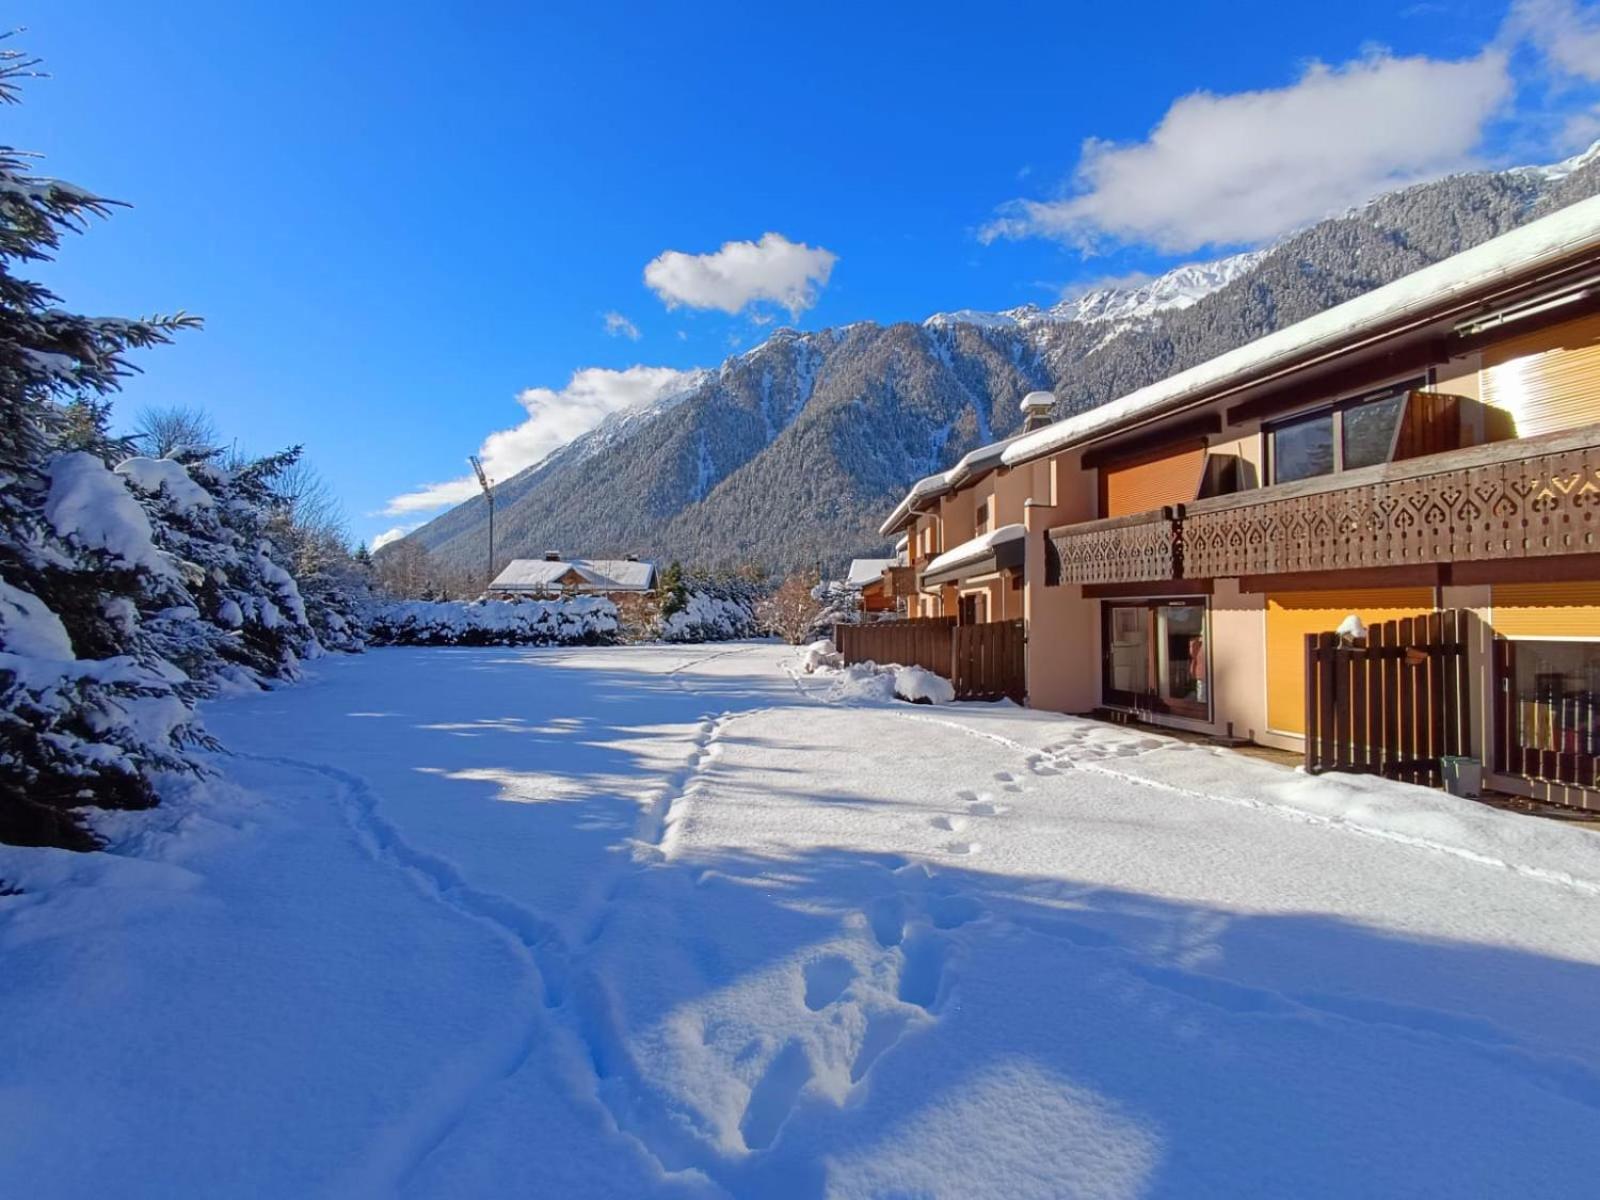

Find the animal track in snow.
[
  {"left": 802, "top": 955, "right": 856, "bottom": 1010},
  {"left": 967, "top": 800, "right": 1008, "bottom": 817},
  {"left": 930, "top": 814, "right": 969, "bottom": 833},
  {"left": 942, "top": 840, "right": 980, "bottom": 856}
]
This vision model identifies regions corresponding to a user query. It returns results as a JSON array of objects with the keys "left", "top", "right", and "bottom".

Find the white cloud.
[
  {"left": 370, "top": 524, "right": 417, "bottom": 552},
  {"left": 603, "top": 311, "right": 641, "bottom": 340},
  {"left": 982, "top": 50, "right": 1512, "bottom": 253},
  {"left": 1509, "top": 0, "right": 1600, "bottom": 82},
  {"left": 384, "top": 365, "right": 702, "bottom": 515},
  {"left": 644, "top": 232, "right": 837, "bottom": 319}
]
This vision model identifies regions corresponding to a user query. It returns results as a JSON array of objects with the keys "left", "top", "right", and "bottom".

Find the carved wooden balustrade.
[
  {"left": 1181, "top": 426, "right": 1600, "bottom": 578},
  {"left": 1043, "top": 425, "right": 1600, "bottom": 585},
  {"left": 1047, "top": 506, "right": 1181, "bottom": 585}
]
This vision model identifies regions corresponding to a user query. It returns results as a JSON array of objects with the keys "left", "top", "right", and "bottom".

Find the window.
[
  {"left": 1102, "top": 599, "right": 1209, "bottom": 719},
  {"left": 1342, "top": 391, "right": 1405, "bottom": 469},
  {"left": 1496, "top": 639, "right": 1600, "bottom": 786},
  {"left": 1268, "top": 383, "right": 1417, "bottom": 484},
  {"left": 1271, "top": 410, "right": 1335, "bottom": 483},
  {"left": 975, "top": 500, "right": 989, "bottom": 533},
  {"left": 958, "top": 593, "right": 986, "bottom": 625}
]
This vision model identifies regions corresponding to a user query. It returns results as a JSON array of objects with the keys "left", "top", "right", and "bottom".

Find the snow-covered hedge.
[
  {"left": 660, "top": 588, "right": 761, "bottom": 643},
  {"left": 366, "top": 596, "right": 619, "bottom": 647}
]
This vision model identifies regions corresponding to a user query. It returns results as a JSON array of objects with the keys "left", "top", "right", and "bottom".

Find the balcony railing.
[
  {"left": 1048, "top": 507, "right": 1180, "bottom": 586},
  {"left": 1046, "top": 424, "right": 1600, "bottom": 585}
]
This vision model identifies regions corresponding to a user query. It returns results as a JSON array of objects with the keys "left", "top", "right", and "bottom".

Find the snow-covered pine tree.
[{"left": 0, "top": 44, "right": 201, "bottom": 847}]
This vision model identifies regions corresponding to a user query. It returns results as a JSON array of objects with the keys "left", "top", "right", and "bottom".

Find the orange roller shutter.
[
  {"left": 1493, "top": 582, "right": 1600, "bottom": 638},
  {"left": 1480, "top": 312, "right": 1600, "bottom": 438},
  {"left": 1265, "top": 589, "right": 1435, "bottom": 735},
  {"left": 1100, "top": 443, "right": 1206, "bottom": 519}
]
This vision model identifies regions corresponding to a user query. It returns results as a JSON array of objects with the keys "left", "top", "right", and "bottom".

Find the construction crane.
[{"left": 469, "top": 455, "right": 494, "bottom": 595}]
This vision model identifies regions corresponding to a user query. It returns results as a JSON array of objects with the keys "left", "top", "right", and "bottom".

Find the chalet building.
[
  {"left": 846, "top": 557, "right": 899, "bottom": 613},
  {"left": 877, "top": 195, "right": 1600, "bottom": 810},
  {"left": 488, "top": 554, "right": 656, "bottom": 600}
]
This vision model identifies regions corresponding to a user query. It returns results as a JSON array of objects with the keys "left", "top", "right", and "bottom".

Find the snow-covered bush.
[
  {"left": 366, "top": 596, "right": 618, "bottom": 647},
  {"left": 660, "top": 577, "right": 762, "bottom": 642}
]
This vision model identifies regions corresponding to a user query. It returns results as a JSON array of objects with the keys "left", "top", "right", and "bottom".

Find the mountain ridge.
[{"left": 396, "top": 148, "right": 1600, "bottom": 576}]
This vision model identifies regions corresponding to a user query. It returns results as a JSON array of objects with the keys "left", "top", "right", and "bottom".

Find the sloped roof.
[
  {"left": 881, "top": 194, "right": 1600, "bottom": 535},
  {"left": 845, "top": 558, "right": 896, "bottom": 588},
  {"left": 920, "top": 524, "right": 1026, "bottom": 587},
  {"left": 489, "top": 557, "right": 657, "bottom": 592}
]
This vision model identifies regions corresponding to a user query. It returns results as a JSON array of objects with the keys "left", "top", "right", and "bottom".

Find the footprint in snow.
[
  {"left": 930, "top": 814, "right": 969, "bottom": 833},
  {"left": 740, "top": 1040, "right": 813, "bottom": 1151},
  {"left": 967, "top": 799, "right": 1007, "bottom": 817},
  {"left": 802, "top": 954, "right": 856, "bottom": 1010},
  {"left": 943, "top": 841, "right": 980, "bottom": 856}
]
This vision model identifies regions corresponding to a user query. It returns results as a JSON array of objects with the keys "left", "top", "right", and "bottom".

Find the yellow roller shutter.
[
  {"left": 1493, "top": 582, "right": 1600, "bottom": 638},
  {"left": 1101, "top": 443, "right": 1206, "bottom": 519},
  {"left": 1266, "top": 589, "right": 1436, "bottom": 735},
  {"left": 1480, "top": 312, "right": 1600, "bottom": 438}
]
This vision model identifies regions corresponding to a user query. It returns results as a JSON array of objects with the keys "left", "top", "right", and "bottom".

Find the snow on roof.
[
  {"left": 489, "top": 557, "right": 657, "bottom": 592},
  {"left": 845, "top": 558, "right": 896, "bottom": 588},
  {"left": 921, "top": 523, "right": 1025, "bottom": 578},
  {"left": 878, "top": 433, "right": 1028, "bottom": 536},
  {"left": 1000, "top": 194, "right": 1600, "bottom": 470},
  {"left": 883, "top": 196, "right": 1600, "bottom": 533}
]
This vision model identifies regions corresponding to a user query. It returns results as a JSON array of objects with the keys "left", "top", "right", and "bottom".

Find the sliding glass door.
[{"left": 1102, "top": 599, "right": 1210, "bottom": 719}]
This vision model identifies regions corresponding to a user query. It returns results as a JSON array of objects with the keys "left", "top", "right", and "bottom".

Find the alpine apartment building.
[{"left": 877, "top": 195, "right": 1600, "bottom": 809}]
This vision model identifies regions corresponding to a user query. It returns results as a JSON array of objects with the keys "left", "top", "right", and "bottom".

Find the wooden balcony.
[
  {"left": 1044, "top": 424, "right": 1600, "bottom": 586},
  {"left": 882, "top": 565, "right": 917, "bottom": 597},
  {"left": 1181, "top": 424, "right": 1600, "bottom": 579},
  {"left": 1047, "top": 507, "right": 1181, "bottom": 586}
]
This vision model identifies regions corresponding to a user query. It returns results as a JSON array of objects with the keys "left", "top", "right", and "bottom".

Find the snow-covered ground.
[{"left": 5, "top": 641, "right": 1600, "bottom": 1198}]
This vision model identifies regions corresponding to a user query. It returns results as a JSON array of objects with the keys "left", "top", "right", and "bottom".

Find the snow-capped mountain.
[
  {"left": 399, "top": 148, "right": 1600, "bottom": 575},
  {"left": 925, "top": 248, "right": 1269, "bottom": 331}
]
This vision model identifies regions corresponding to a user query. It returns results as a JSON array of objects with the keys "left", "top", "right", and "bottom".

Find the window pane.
[
  {"left": 1509, "top": 640, "right": 1600, "bottom": 758},
  {"left": 1159, "top": 605, "right": 1207, "bottom": 704},
  {"left": 1342, "top": 393, "right": 1405, "bottom": 470},
  {"left": 1273, "top": 412, "right": 1335, "bottom": 483},
  {"left": 1108, "top": 606, "right": 1153, "bottom": 695}
]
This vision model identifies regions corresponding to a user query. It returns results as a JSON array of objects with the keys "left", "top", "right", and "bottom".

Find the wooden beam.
[
  {"left": 1238, "top": 565, "right": 1446, "bottom": 594},
  {"left": 1450, "top": 554, "right": 1600, "bottom": 585},
  {"left": 1082, "top": 579, "right": 1213, "bottom": 598},
  {"left": 1081, "top": 415, "right": 1221, "bottom": 469}
]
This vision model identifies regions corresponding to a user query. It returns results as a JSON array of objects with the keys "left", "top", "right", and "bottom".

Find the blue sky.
[{"left": 11, "top": 0, "right": 1600, "bottom": 547}]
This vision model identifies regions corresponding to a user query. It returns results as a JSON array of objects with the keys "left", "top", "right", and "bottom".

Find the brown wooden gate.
[
  {"left": 1304, "top": 610, "right": 1470, "bottom": 785},
  {"left": 952, "top": 619, "right": 1026, "bottom": 703},
  {"left": 834, "top": 618, "right": 1025, "bottom": 702}
]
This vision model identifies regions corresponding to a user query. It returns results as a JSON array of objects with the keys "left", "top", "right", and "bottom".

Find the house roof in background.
[
  {"left": 489, "top": 557, "right": 657, "bottom": 592},
  {"left": 845, "top": 558, "right": 896, "bottom": 588}
]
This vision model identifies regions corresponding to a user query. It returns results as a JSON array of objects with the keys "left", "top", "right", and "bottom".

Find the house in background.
[
  {"left": 846, "top": 557, "right": 898, "bottom": 613},
  {"left": 876, "top": 193, "right": 1600, "bottom": 811},
  {"left": 488, "top": 554, "right": 656, "bottom": 601}
]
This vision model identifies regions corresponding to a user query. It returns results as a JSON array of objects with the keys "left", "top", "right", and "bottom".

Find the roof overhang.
[{"left": 921, "top": 526, "right": 1027, "bottom": 588}]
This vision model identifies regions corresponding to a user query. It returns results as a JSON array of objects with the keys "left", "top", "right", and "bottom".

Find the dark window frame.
[{"left": 1264, "top": 377, "right": 1426, "bottom": 485}]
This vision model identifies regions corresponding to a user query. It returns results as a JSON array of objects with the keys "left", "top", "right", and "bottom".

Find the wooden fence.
[
  {"left": 1304, "top": 610, "right": 1470, "bottom": 785},
  {"left": 834, "top": 618, "right": 954, "bottom": 679},
  {"left": 834, "top": 617, "right": 1025, "bottom": 703},
  {"left": 952, "top": 620, "right": 1026, "bottom": 703}
]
